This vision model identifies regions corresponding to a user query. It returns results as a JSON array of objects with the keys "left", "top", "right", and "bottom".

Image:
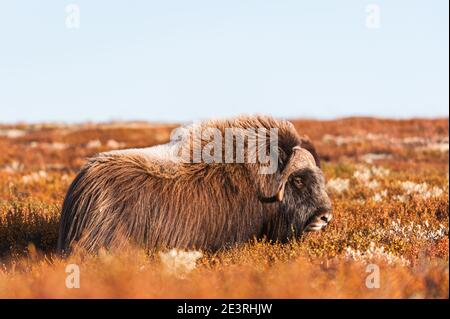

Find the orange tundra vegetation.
[{"left": 0, "top": 118, "right": 448, "bottom": 298}]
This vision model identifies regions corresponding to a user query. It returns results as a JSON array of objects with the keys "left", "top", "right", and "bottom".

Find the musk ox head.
[{"left": 258, "top": 144, "right": 332, "bottom": 238}]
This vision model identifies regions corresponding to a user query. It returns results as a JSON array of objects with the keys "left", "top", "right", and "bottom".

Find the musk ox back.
[{"left": 57, "top": 116, "right": 332, "bottom": 254}]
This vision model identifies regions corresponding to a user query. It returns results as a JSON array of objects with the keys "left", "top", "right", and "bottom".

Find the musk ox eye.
[{"left": 292, "top": 176, "right": 303, "bottom": 189}]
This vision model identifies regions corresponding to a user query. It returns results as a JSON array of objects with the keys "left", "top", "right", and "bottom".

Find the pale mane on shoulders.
[{"left": 94, "top": 115, "right": 301, "bottom": 178}]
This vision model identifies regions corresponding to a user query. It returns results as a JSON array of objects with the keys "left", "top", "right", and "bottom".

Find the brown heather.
[{"left": 0, "top": 117, "right": 448, "bottom": 298}]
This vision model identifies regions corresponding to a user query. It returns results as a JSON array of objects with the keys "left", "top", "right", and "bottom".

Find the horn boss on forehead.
[{"left": 259, "top": 146, "right": 317, "bottom": 203}]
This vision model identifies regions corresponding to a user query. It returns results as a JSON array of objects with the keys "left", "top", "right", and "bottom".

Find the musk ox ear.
[{"left": 258, "top": 145, "right": 317, "bottom": 203}]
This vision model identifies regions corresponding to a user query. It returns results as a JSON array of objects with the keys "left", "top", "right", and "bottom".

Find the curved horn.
[{"left": 259, "top": 145, "right": 316, "bottom": 203}]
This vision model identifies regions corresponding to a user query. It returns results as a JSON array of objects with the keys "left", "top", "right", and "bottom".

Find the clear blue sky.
[{"left": 0, "top": 1, "right": 448, "bottom": 123}]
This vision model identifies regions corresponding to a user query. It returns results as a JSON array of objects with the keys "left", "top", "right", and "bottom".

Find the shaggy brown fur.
[{"left": 57, "top": 116, "right": 330, "bottom": 254}]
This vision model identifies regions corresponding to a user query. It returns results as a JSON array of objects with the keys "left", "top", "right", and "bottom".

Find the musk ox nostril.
[{"left": 319, "top": 212, "right": 332, "bottom": 224}]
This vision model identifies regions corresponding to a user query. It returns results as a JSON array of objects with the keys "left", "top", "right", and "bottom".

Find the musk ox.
[{"left": 57, "top": 116, "right": 332, "bottom": 254}]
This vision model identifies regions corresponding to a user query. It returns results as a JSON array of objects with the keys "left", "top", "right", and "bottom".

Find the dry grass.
[{"left": 0, "top": 118, "right": 448, "bottom": 298}]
